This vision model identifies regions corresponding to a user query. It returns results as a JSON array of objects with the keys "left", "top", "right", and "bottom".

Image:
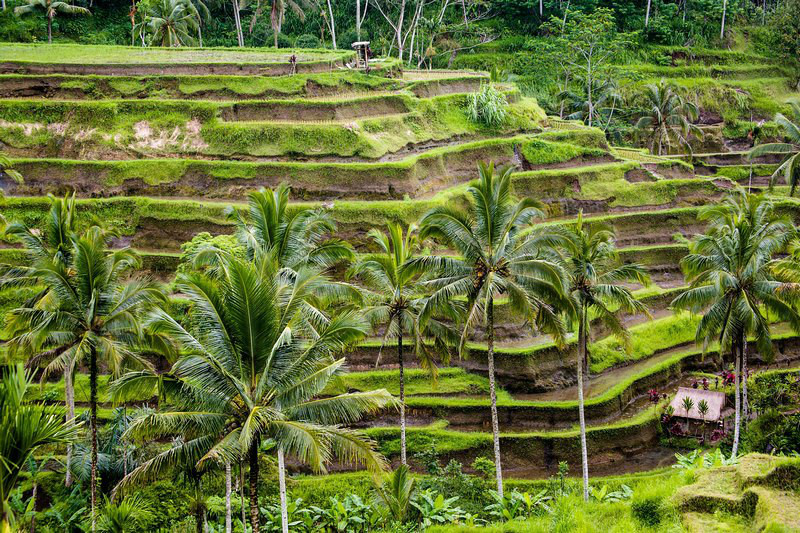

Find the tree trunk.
[
  {"left": 577, "top": 304, "right": 590, "bottom": 501},
  {"left": 539, "top": 0, "right": 543, "bottom": 15},
  {"left": 720, "top": 0, "right": 727, "bottom": 40},
  {"left": 225, "top": 462, "right": 232, "bottom": 533},
  {"left": 398, "top": 312, "right": 407, "bottom": 466},
  {"left": 47, "top": 15, "right": 52, "bottom": 44},
  {"left": 356, "top": 0, "right": 361, "bottom": 40},
  {"left": 29, "top": 482, "right": 37, "bottom": 533},
  {"left": 742, "top": 337, "right": 749, "bottom": 426},
  {"left": 326, "top": 0, "right": 337, "bottom": 49},
  {"left": 195, "top": 507, "right": 203, "bottom": 533},
  {"left": 731, "top": 343, "right": 741, "bottom": 458},
  {"left": 277, "top": 449, "right": 288, "bottom": 533},
  {"left": 232, "top": 0, "right": 244, "bottom": 47},
  {"left": 90, "top": 345, "right": 98, "bottom": 533},
  {"left": 248, "top": 439, "right": 260, "bottom": 533},
  {"left": 240, "top": 461, "right": 247, "bottom": 529},
  {"left": 486, "top": 295, "right": 503, "bottom": 498},
  {"left": 64, "top": 362, "right": 74, "bottom": 487},
  {"left": 396, "top": 0, "right": 406, "bottom": 61},
  {"left": 645, "top": 0, "right": 652, "bottom": 26}
]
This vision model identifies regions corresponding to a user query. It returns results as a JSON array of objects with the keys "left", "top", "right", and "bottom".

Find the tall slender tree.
[
  {"left": 558, "top": 212, "right": 649, "bottom": 501},
  {"left": 1, "top": 194, "right": 78, "bottom": 487},
  {"left": 416, "top": 162, "right": 568, "bottom": 498},
  {"left": 672, "top": 191, "right": 800, "bottom": 457},
  {"left": 348, "top": 223, "right": 460, "bottom": 465},
  {"left": 4, "top": 227, "right": 165, "bottom": 532},
  {"left": 634, "top": 80, "right": 702, "bottom": 156},
  {"left": 115, "top": 252, "right": 394, "bottom": 533}
]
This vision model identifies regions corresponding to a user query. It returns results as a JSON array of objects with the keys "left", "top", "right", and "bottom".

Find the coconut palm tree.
[
  {"left": 671, "top": 191, "right": 800, "bottom": 457},
  {"left": 348, "top": 223, "right": 460, "bottom": 465},
  {"left": 4, "top": 226, "right": 165, "bottom": 532},
  {"left": 558, "top": 211, "right": 649, "bottom": 501},
  {"left": 135, "top": 0, "right": 202, "bottom": 47},
  {"left": 0, "top": 365, "right": 78, "bottom": 533},
  {"left": 13, "top": 0, "right": 90, "bottom": 43},
  {"left": 697, "top": 399, "right": 709, "bottom": 440},
  {"left": 749, "top": 101, "right": 800, "bottom": 196},
  {"left": 634, "top": 79, "right": 702, "bottom": 156},
  {"left": 1, "top": 193, "right": 78, "bottom": 486},
  {"left": 415, "top": 162, "right": 569, "bottom": 498},
  {"left": 115, "top": 252, "right": 395, "bottom": 533}
]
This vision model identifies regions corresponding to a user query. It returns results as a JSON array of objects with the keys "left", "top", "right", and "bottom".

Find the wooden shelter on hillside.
[{"left": 670, "top": 387, "right": 727, "bottom": 421}]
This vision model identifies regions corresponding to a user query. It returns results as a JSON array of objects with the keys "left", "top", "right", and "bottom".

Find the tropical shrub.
[{"left": 466, "top": 85, "right": 508, "bottom": 127}]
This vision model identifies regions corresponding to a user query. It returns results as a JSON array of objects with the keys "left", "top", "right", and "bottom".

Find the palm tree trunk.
[
  {"left": 195, "top": 507, "right": 203, "bottom": 533},
  {"left": 326, "top": 0, "right": 337, "bottom": 49},
  {"left": 720, "top": 0, "right": 727, "bottom": 39},
  {"left": 225, "top": 462, "right": 232, "bottom": 533},
  {"left": 645, "top": 0, "right": 652, "bottom": 26},
  {"left": 232, "top": 0, "right": 244, "bottom": 47},
  {"left": 90, "top": 345, "right": 98, "bottom": 533},
  {"left": 277, "top": 448, "right": 288, "bottom": 533},
  {"left": 398, "top": 312, "right": 407, "bottom": 466},
  {"left": 731, "top": 343, "right": 741, "bottom": 458},
  {"left": 64, "top": 363, "right": 74, "bottom": 487},
  {"left": 248, "top": 438, "right": 260, "bottom": 533},
  {"left": 29, "top": 482, "right": 37, "bottom": 533},
  {"left": 486, "top": 295, "right": 503, "bottom": 498},
  {"left": 577, "top": 304, "right": 590, "bottom": 502},
  {"left": 47, "top": 15, "right": 53, "bottom": 44},
  {"left": 239, "top": 461, "right": 246, "bottom": 529},
  {"left": 742, "top": 337, "right": 749, "bottom": 426}
]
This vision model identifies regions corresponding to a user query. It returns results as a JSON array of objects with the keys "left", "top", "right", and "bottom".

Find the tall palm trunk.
[
  {"left": 277, "top": 449, "right": 288, "bottom": 533},
  {"left": 232, "top": 0, "right": 243, "bottom": 47},
  {"left": 47, "top": 14, "right": 53, "bottom": 44},
  {"left": 225, "top": 462, "right": 232, "bottom": 533},
  {"left": 731, "top": 343, "right": 741, "bottom": 457},
  {"left": 486, "top": 295, "right": 503, "bottom": 498},
  {"left": 742, "top": 337, "right": 749, "bottom": 425},
  {"left": 398, "top": 311, "right": 407, "bottom": 466},
  {"left": 239, "top": 462, "right": 247, "bottom": 529},
  {"left": 577, "top": 304, "right": 590, "bottom": 501},
  {"left": 29, "top": 481, "right": 37, "bottom": 533},
  {"left": 90, "top": 345, "right": 98, "bottom": 533},
  {"left": 720, "top": 0, "right": 727, "bottom": 39},
  {"left": 645, "top": 0, "right": 651, "bottom": 26},
  {"left": 64, "top": 363, "right": 74, "bottom": 487},
  {"left": 326, "top": 0, "right": 337, "bottom": 48},
  {"left": 248, "top": 438, "right": 260, "bottom": 533}
]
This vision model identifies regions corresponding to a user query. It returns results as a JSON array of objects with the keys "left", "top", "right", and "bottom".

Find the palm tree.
[
  {"left": 0, "top": 365, "right": 78, "bottom": 533},
  {"left": 135, "top": 0, "right": 201, "bottom": 47},
  {"left": 349, "top": 224, "right": 460, "bottom": 465},
  {"left": 4, "top": 226, "right": 165, "bottom": 532},
  {"left": 681, "top": 396, "right": 694, "bottom": 433},
  {"left": 1, "top": 193, "right": 78, "bottom": 487},
  {"left": 416, "top": 162, "right": 569, "bottom": 498},
  {"left": 672, "top": 191, "right": 800, "bottom": 457},
  {"left": 374, "top": 464, "right": 416, "bottom": 522},
  {"left": 13, "top": 0, "right": 90, "bottom": 43},
  {"left": 558, "top": 212, "right": 649, "bottom": 501},
  {"left": 115, "top": 252, "right": 395, "bottom": 533},
  {"left": 97, "top": 495, "right": 153, "bottom": 533},
  {"left": 697, "top": 399, "right": 709, "bottom": 440},
  {"left": 634, "top": 79, "right": 702, "bottom": 156},
  {"left": 749, "top": 102, "right": 800, "bottom": 196}
]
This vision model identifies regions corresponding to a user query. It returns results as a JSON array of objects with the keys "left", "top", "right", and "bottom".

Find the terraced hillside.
[{"left": 1, "top": 43, "right": 799, "bottom": 484}]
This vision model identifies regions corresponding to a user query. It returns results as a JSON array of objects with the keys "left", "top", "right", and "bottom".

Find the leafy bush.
[
  {"left": 631, "top": 496, "right": 663, "bottom": 526},
  {"left": 411, "top": 489, "right": 470, "bottom": 529},
  {"left": 295, "top": 34, "right": 321, "bottom": 49},
  {"left": 484, "top": 489, "right": 550, "bottom": 521},
  {"left": 466, "top": 85, "right": 508, "bottom": 127}
]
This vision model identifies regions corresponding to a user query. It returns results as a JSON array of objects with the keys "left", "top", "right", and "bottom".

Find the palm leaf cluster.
[
  {"left": 134, "top": 0, "right": 206, "bottom": 47},
  {"left": 750, "top": 101, "right": 800, "bottom": 196},
  {"left": 13, "top": 0, "right": 90, "bottom": 43}
]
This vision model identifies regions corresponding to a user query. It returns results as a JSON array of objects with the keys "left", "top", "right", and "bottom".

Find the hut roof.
[{"left": 669, "top": 387, "right": 726, "bottom": 421}]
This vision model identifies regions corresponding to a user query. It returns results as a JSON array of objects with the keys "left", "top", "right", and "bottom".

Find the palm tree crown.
[
  {"left": 635, "top": 79, "right": 701, "bottom": 156},
  {"left": 749, "top": 101, "right": 800, "bottom": 196},
  {"left": 116, "top": 251, "right": 395, "bottom": 533},
  {"left": 14, "top": 0, "right": 90, "bottom": 43}
]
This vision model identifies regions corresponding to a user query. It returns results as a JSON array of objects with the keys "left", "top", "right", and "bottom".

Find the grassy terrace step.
[
  {"left": 0, "top": 43, "right": 354, "bottom": 76},
  {"left": 4, "top": 134, "right": 600, "bottom": 201},
  {"left": 364, "top": 409, "right": 663, "bottom": 472},
  {"left": 0, "top": 74, "right": 484, "bottom": 101},
  {"left": 0, "top": 92, "right": 544, "bottom": 160},
  {"left": 621, "top": 63, "right": 791, "bottom": 80}
]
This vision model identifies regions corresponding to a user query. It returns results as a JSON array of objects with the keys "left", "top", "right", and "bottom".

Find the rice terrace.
[{"left": 0, "top": 0, "right": 799, "bottom": 531}]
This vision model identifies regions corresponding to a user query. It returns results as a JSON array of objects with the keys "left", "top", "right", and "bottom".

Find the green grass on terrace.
[{"left": 0, "top": 43, "right": 351, "bottom": 64}]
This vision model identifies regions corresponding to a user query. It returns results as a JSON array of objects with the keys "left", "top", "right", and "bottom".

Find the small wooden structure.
[
  {"left": 670, "top": 387, "right": 727, "bottom": 422},
  {"left": 351, "top": 41, "right": 371, "bottom": 70}
]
